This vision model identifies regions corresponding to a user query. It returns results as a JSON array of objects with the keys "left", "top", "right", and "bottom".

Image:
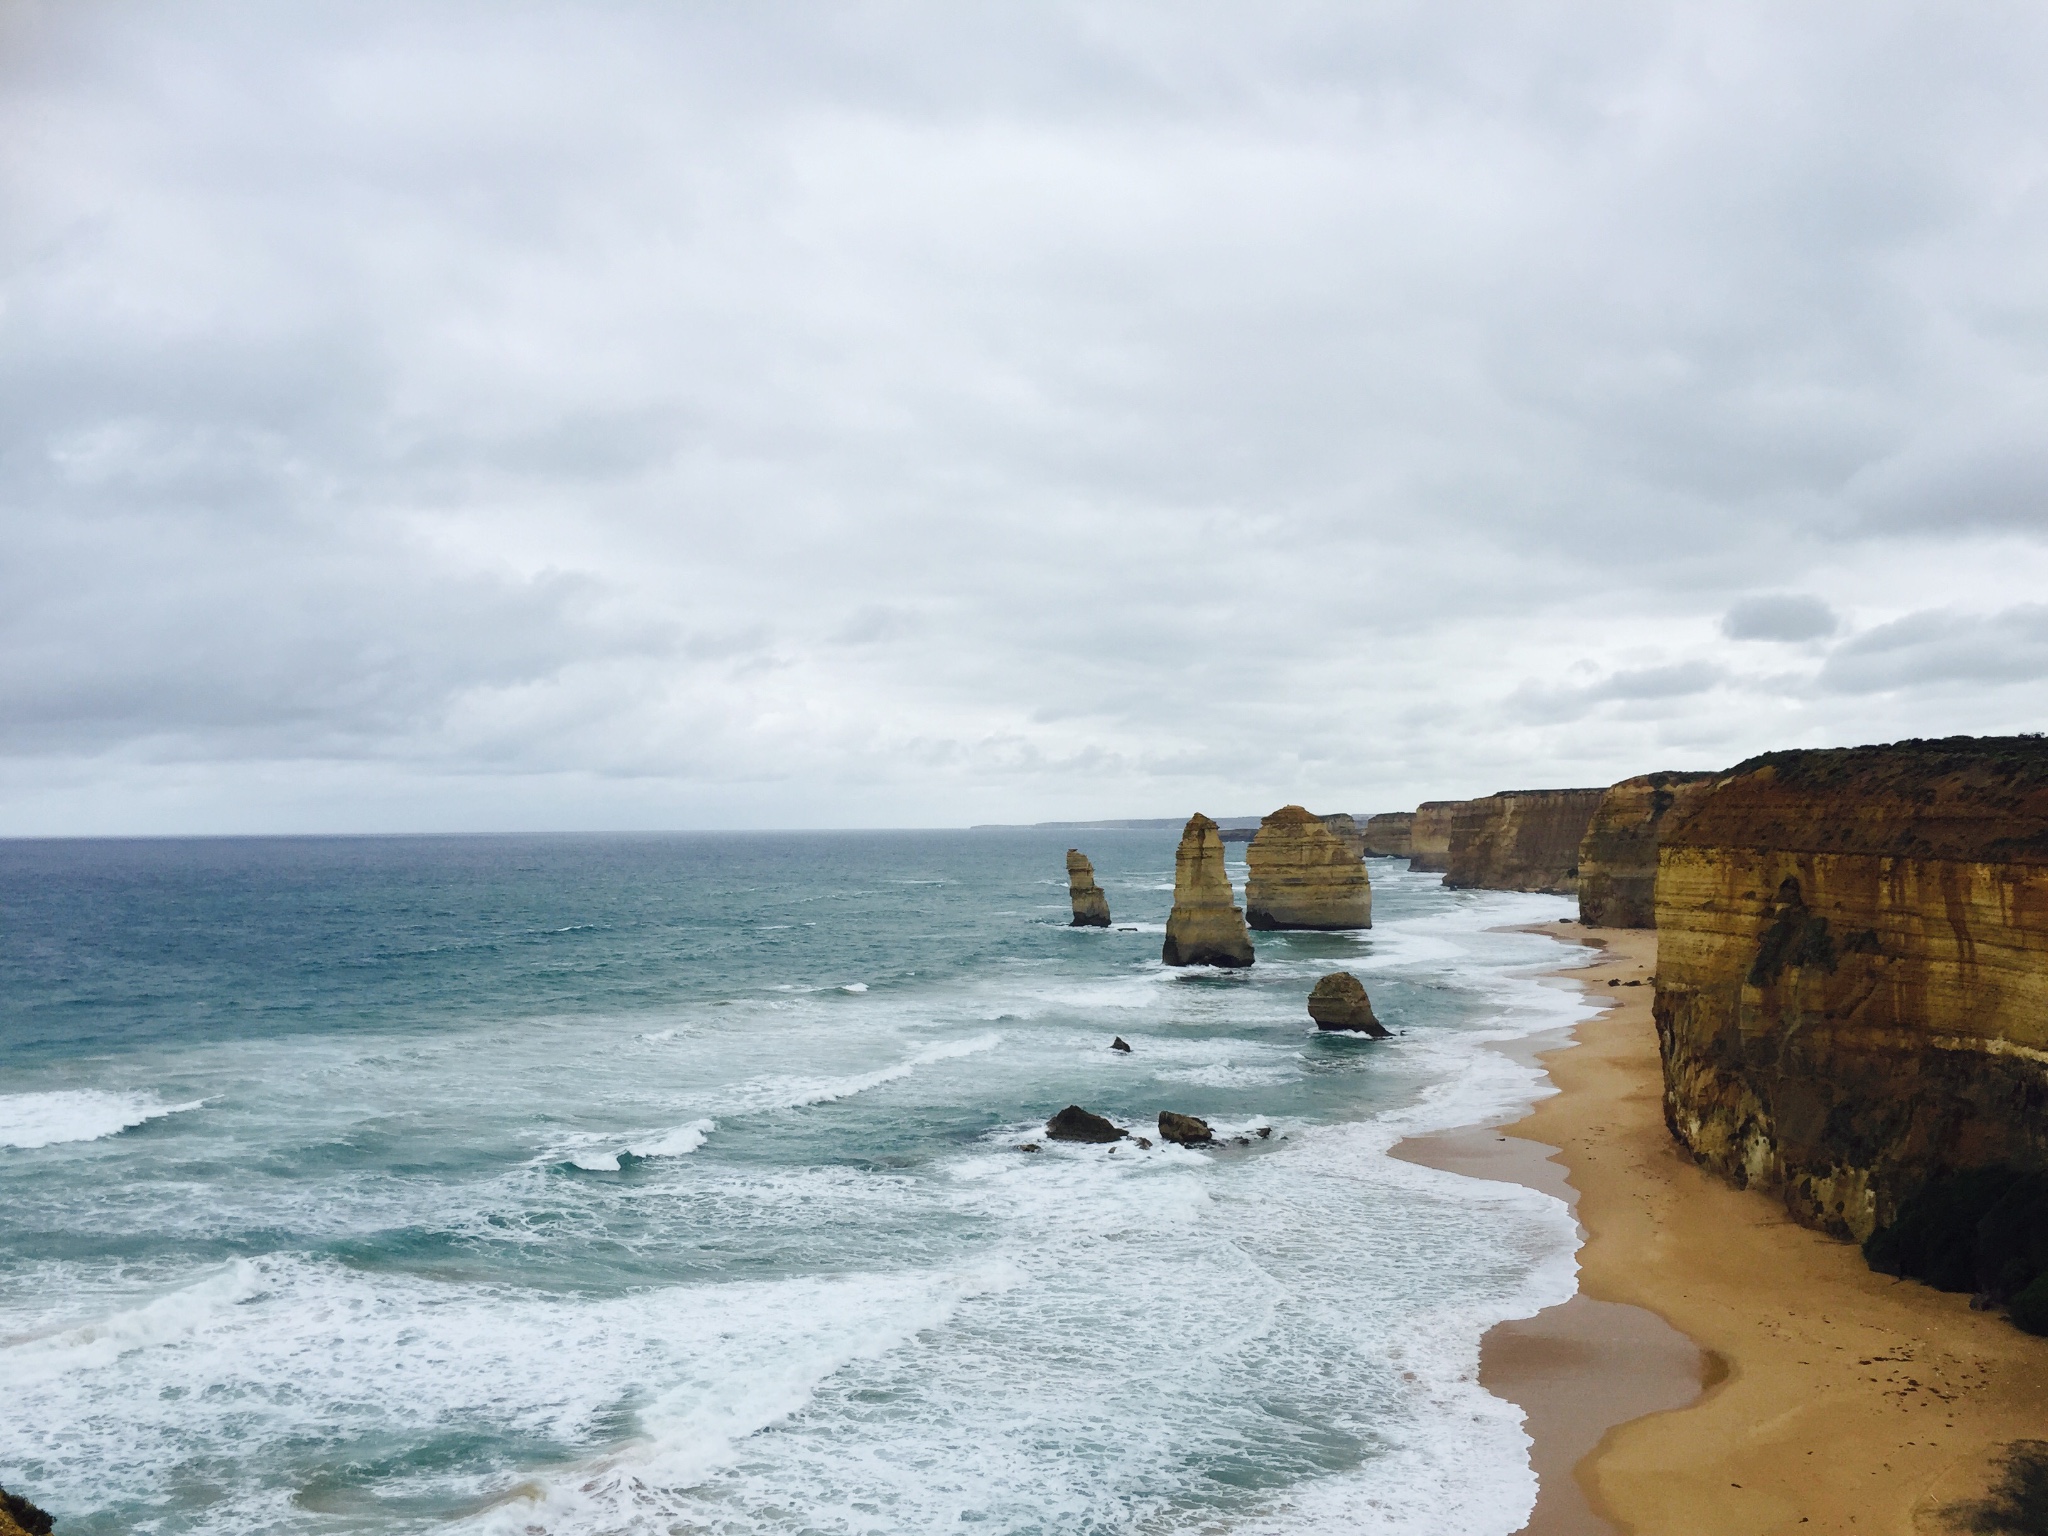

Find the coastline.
[{"left": 1401, "top": 920, "right": 2048, "bottom": 1535}]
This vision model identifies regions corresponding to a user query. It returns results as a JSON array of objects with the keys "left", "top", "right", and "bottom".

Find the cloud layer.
[{"left": 4, "top": 1, "right": 2047, "bottom": 831}]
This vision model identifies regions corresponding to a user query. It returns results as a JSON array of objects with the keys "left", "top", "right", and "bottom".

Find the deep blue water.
[{"left": 0, "top": 831, "right": 1586, "bottom": 1536}]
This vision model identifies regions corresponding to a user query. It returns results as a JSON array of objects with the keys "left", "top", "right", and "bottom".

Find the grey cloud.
[
  {"left": 5, "top": 2, "right": 2048, "bottom": 829},
  {"left": 1820, "top": 605, "right": 2048, "bottom": 695},
  {"left": 1722, "top": 595, "right": 1839, "bottom": 642}
]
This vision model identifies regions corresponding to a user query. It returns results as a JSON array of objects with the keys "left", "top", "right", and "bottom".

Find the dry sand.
[{"left": 1401, "top": 922, "right": 2048, "bottom": 1536}]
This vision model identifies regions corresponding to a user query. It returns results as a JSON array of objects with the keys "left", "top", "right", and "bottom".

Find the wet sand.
[{"left": 1406, "top": 923, "right": 2048, "bottom": 1535}]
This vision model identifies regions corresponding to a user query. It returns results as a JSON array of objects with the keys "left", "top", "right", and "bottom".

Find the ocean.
[{"left": 0, "top": 831, "right": 1589, "bottom": 1536}]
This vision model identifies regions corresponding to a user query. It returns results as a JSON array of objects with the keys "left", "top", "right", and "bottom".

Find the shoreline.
[{"left": 1400, "top": 919, "right": 2048, "bottom": 1535}]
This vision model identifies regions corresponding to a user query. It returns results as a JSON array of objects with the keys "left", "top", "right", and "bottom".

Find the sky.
[{"left": 4, "top": 0, "right": 2047, "bottom": 833}]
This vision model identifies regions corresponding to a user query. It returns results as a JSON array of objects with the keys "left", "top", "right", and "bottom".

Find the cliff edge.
[
  {"left": 1408, "top": 801, "right": 1460, "bottom": 872},
  {"left": 1654, "top": 736, "right": 2048, "bottom": 1242},
  {"left": 1444, "top": 788, "right": 1604, "bottom": 894},
  {"left": 1577, "top": 772, "right": 1717, "bottom": 927}
]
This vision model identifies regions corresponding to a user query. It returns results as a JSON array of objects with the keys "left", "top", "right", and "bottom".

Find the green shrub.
[{"left": 2011, "top": 1274, "right": 2048, "bottom": 1338}]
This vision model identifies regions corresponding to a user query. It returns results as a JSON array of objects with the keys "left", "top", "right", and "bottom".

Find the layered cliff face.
[
  {"left": 1361, "top": 812, "right": 1414, "bottom": 858},
  {"left": 1317, "top": 813, "right": 1369, "bottom": 859},
  {"left": 1654, "top": 738, "right": 2048, "bottom": 1243},
  {"left": 1244, "top": 805, "right": 1372, "bottom": 930},
  {"left": 1577, "top": 772, "right": 1717, "bottom": 928},
  {"left": 1162, "top": 814, "right": 1255, "bottom": 967},
  {"left": 1408, "top": 801, "right": 1460, "bottom": 872},
  {"left": 1443, "top": 788, "right": 1604, "bottom": 894},
  {"left": 1065, "top": 849, "right": 1111, "bottom": 927}
]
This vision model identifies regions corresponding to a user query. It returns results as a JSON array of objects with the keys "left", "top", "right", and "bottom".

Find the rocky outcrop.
[
  {"left": 1409, "top": 801, "right": 1461, "bottom": 872},
  {"left": 1158, "top": 1111, "right": 1214, "bottom": 1146},
  {"left": 1065, "top": 849, "right": 1111, "bottom": 927},
  {"left": 1046, "top": 1105, "right": 1126, "bottom": 1143},
  {"left": 1244, "top": 805, "right": 1372, "bottom": 930},
  {"left": 1162, "top": 814, "right": 1255, "bottom": 967},
  {"left": 1307, "top": 972, "right": 1389, "bottom": 1035},
  {"left": 0, "top": 1488, "right": 52, "bottom": 1536},
  {"left": 1361, "top": 812, "right": 1415, "bottom": 858},
  {"left": 1444, "top": 788, "right": 1605, "bottom": 893},
  {"left": 1576, "top": 772, "right": 1718, "bottom": 928},
  {"left": 1654, "top": 737, "right": 2048, "bottom": 1246}
]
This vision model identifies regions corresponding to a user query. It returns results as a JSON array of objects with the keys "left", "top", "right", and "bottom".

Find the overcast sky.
[{"left": 4, "top": 1, "right": 2047, "bottom": 833}]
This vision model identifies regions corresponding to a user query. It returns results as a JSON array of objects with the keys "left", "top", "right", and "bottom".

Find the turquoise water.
[{"left": 0, "top": 832, "right": 1588, "bottom": 1535}]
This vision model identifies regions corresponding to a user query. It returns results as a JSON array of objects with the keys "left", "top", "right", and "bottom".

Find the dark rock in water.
[
  {"left": 1307, "top": 971, "right": 1390, "bottom": 1036},
  {"left": 1046, "top": 1105, "right": 1126, "bottom": 1143},
  {"left": 1018, "top": 1142, "right": 1041, "bottom": 1153},
  {"left": 1135, "top": 1136, "right": 1153, "bottom": 1149},
  {"left": 0, "top": 1487, "right": 54, "bottom": 1536},
  {"left": 1257, "top": 1126, "right": 1272, "bottom": 1139},
  {"left": 1111, "top": 1036, "right": 1132, "bottom": 1053},
  {"left": 1157, "top": 1110, "right": 1214, "bottom": 1146}
]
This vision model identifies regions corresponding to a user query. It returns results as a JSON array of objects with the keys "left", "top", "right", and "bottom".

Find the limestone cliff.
[
  {"left": 1444, "top": 788, "right": 1604, "bottom": 894},
  {"left": 1162, "top": 813, "right": 1255, "bottom": 967},
  {"left": 1361, "top": 811, "right": 1414, "bottom": 858},
  {"left": 1318, "top": 813, "right": 1370, "bottom": 859},
  {"left": 1576, "top": 772, "right": 1717, "bottom": 927},
  {"left": 1654, "top": 737, "right": 2048, "bottom": 1243},
  {"left": 1244, "top": 805, "right": 1372, "bottom": 930},
  {"left": 1409, "top": 801, "right": 1460, "bottom": 872},
  {"left": 1065, "top": 849, "right": 1111, "bottom": 927}
]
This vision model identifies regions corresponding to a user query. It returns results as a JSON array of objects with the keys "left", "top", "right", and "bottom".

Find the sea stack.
[
  {"left": 1161, "top": 814, "right": 1255, "bottom": 968},
  {"left": 1575, "top": 771, "right": 1717, "bottom": 927},
  {"left": 1244, "top": 805, "right": 1372, "bottom": 930},
  {"left": 1361, "top": 811, "right": 1415, "bottom": 858},
  {"left": 1307, "top": 971, "right": 1389, "bottom": 1035},
  {"left": 1408, "top": 800, "right": 1460, "bottom": 872},
  {"left": 1065, "top": 849, "right": 1111, "bottom": 927},
  {"left": 1655, "top": 737, "right": 2048, "bottom": 1245},
  {"left": 1318, "top": 813, "right": 1370, "bottom": 859},
  {"left": 1443, "top": 788, "right": 1605, "bottom": 894}
]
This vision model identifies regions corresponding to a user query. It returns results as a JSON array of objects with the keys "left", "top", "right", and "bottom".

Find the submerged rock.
[
  {"left": 1161, "top": 814, "right": 1255, "bottom": 967},
  {"left": 1307, "top": 972, "right": 1389, "bottom": 1035},
  {"left": 1157, "top": 1111, "right": 1214, "bottom": 1146},
  {"left": 1244, "top": 804, "right": 1372, "bottom": 930},
  {"left": 1045, "top": 1105, "right": 1126, "bottom": 1143},
  {"left": 1065, "top": 849, "right": 1112, "bottom": 927}
]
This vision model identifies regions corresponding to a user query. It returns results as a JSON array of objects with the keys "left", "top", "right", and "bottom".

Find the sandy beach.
[{"left": 1402, "top": 922, "right": 2048, "bottom": 1536}]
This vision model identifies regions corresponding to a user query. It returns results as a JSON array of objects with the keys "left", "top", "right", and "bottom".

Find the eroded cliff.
[
  {"left": 1443, "top": 788, "right": 1604, "bottom": 894},
  {"left": 1408, "top": 801, "right": 1460, "bottom": 872},
  {"left": 1244, "top": 805, "right": 1371, "bottom": 930},
  {"left": 1162, "top": 813, "right": 1255, "bottom": 967},
  {"left": 1654, "top": 737, "right": 2048, "bottom": 1244},
  {"left": 1577, "top": 772, "right": 1717, "bottom": 928},
  {"left": 1361, "top": 811, "right": 1414, "bottom": 858}
]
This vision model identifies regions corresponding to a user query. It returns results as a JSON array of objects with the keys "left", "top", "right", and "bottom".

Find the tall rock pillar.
[
  {"left": 1065, "top": 849, "right": 1112, "bottom": 927},
  {"left": 1162, "top": 814, "right": 1255, "bottom": 967}
]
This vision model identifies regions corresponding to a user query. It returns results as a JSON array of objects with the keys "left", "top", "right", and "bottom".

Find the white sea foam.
[
  {"left": 0, "top": 1090, "right": 204, "bottom": 1149},
  {"left": 631, "top": 1119, "right": 715, "bottom": 1159},
  {"left": 838, "top": 982, "right": 868, "bottom": 993},
  {"left": 730, "top": 1032, "right": 1002, "bottom": 1112}
]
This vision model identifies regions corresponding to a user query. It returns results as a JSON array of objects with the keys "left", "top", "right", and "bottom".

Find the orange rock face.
[
  {"left": 1244, "top": 805, "right": 1371, "bottom": 930},
  {"left": 1443, "top": 788, "right": 1605, "bottom": 894},
  {"left": 1408, "top": 801, "right": 1461, "bottom": 872},
  {"left": 1577, "top": 772, "right": 1717, "bottom": 928},
  {"left": 1654, "top": 738, "right": 2048, "bottom": 1240},
  {"left": 1360, "top": 812, "right": 1414, "bottom": 858}
]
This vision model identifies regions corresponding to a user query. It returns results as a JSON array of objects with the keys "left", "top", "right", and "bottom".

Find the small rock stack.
[{"left": 1307, "top": 972, "right": 1389, "bottom": 1036}]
